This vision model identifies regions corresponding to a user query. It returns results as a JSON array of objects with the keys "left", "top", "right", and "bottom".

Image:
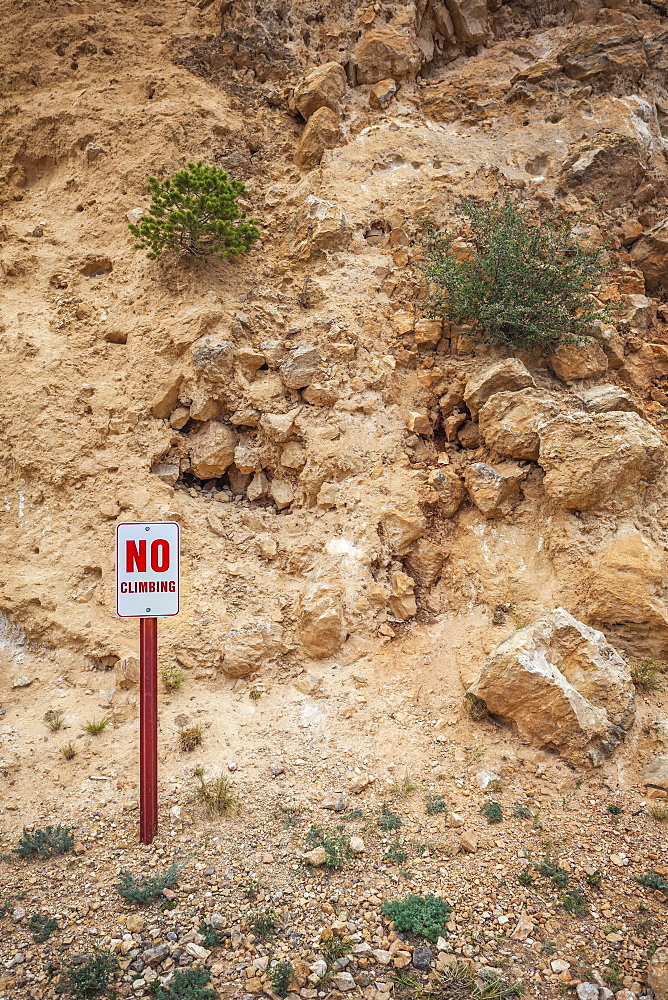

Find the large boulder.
[
  {"left": 444, "top": 0, "right": 491, "bottom": 45},
  {"left": 538, "top": 411, "right": 664, "bottom": 510},
  {"left": 279, "top": 345, "right": 322, "bottom": 389},
  {"left": 463, "top": 359, "right": 534, "bottom": 419},
  {"left": 353, "top": 24, "right": 423, "bottom": 84},
  {"left": 549, "top": 339, "right": 608, "bottom": 383},
  {"left": 426, "top": 467, "right": 467, "bottom": 517},
  {"left": 291, "top": 62, "right": 347, "bottom": 120},
  {"left": 294, "top": 106, "right": 340, "bottom": 170},
  {"left": 576, "top": 384, "right": 642, "bottom": 415},
  {"left": 468, "top": 607, "right": 636, "bottom": 764},
  {"left": 479, "top": 388, "right": 572, "bottom": 460},
  {"left": 222, "top": 621, "right": 285, "bottom": 677},
  {"left": 299, "top": 584, "right": 347, "bottom": 658},
  {"left": 191, "top": 335, "right": 235, "bottom": 383},
  {"left": 464, "top": 462, "right": 526, "bottom": 519},
  {"left": 288, "top": 195, "right": 352, "bottom": 261},
  {"left": 630, "top": 218, "right": 668, "bottom": 293},
  {"left": 558, "top": 130, "right": 647, "bottom": 209},
  {"left": 189, "top": 421, "right": 238, "bottom": 479}
]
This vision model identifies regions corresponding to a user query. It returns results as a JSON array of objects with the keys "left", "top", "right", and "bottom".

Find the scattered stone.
[
  {"left": 510, "top": 912, "right": 534, "bottom": 941},
  {"left": 152, "top": 462, "right": 179, "bottom": 486},
  {"left": 577, "top": 384, "right": 643, "bottom": 415},
  {"left": 349, "top": 836, "right": 366, "bottom": 854},
  {"left": 642, "top": 756, "right": 668, "bottom": 793},
  {"left": 126, "top": 915, "right": 145, "bottom": 934},
  {"left": 321, "top": 792, "right": 347, "bottom": 811},
  {"left": 550, "top": 338, "right": 609, "bottom": 382},
  {"left": 407, "top": 410, "right": 431, "bottom": 435},
  {"left": 294, "top": 107, "right": 340, "bottom": 170},
  {"left": 463, "top": 359, "right": 534, "bottom": 419},
  {"left": 279, "top": 345, "right": 322, "bottom": 388},
  {"left": 332, "top": 971, "right": 356, "bottom": 991},
  {"left": 150, "top": 373, "right": 183, "bottom": 420},
  {"left": 475, "top": 769, "right": 500, "bottom": 790},
  {"left": 291, "top": 62, "right": 348, "bottom": 120},
  {"left": 115, "top": 655, "right": 139, "bottom": 689},
  {"left": 388, "top": 570, "right": 417, "bottom": 621},
  {"left": 551, "top": 959, "right": 570, "bottom": 973},
  {"left": 459, "top": 830, "right": 477, "bottom": 853},
  {"left": 369, "top": 78, "right": 397, "bottom": 109},
  {"left": 303, "top": 846, "right": 328, "bottom": 866},
  {"left": 85, "top": 142, "right": 106, "bottom": 161},
  {"left": 380, "top": 502, "right": 425, "bottom": 555},
  {"left": 631, "top": 217, "right": 668, "bottom": 292},
  {"left": 464, "top": 462, "right": 526, "bottom": 519},
  {"left": 271, "top": 761, "right": 285, "bottom": 777},
  {"left": 412, "top": 945, "right": 432, "bottom": 970},
  {"left": 11, "top": 908, "right": 25, "bottom": 924},
  {"left": 405, "top": 538, "right": 445, "bottom": 588},
  {"left": 185, "top": 943, "right": 210, "bottom": 961},
  {"left": 191, "top": 335, "right": 235, "bottom": 382},
  {"left": 12, "top": 677, "right": 31, "bottom": 688}
]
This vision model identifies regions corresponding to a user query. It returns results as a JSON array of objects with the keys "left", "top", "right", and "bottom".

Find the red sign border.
[{"left": 115, "top": 521, "right": 181, "bottom": 619}]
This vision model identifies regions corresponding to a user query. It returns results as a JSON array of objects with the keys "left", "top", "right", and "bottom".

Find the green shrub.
[
  {"left": 636, "top": 870, "right": 668, "bottom": 891},
  {"left": 382, "top": 893, "right": 451, "bottom": 942},
  {"left": 378, "top": 803, "right": 402, "bottom": 831},
  {"left": 426, "top": 795, "right": 447, "bottom": 816},
  {"left": 152, "top": 967, "right": 218, "bottom": 999},
  {"left": 270, "top": 961, "right": 295, "bottom": 997},
  {"left": 28, "top": 912, "right": 58, "bottom": 942},
  {"left": 517, "top": 870, "right": 534, "bottom": 887},
  {"left": 249, "top": 908, "right": 278, "bottom": 939},
  {"left": 562, "top": 890, "right": 588, "bottom": 915},
  {"left": 178, "top": 725, "right": 203, "bottom": 752},
  {"left": 535, "top": 845, "right": 569, "bottom": 887},
  {"left": 480, "top": 801, "right": 503, "bottom": 824},
  {"left": 421, "top": 193, "right": 611, "bottom": 352},
  {"left": 116, "top": 857, "right": 189, "bottom": 905},
  {"left": 607, "top": 804, "right": 621, "bottom": 816},
  {"left": 585, "top": 870, "right": 602, "bottom": 888},
  {"left": 384, "top": 840, "right": 407, "bottom": 865},
  {"left": 61, "top": 949, "right": 119, "bottom": 999},
  {"left": 129, "top": 162, "right": 261, "bottom": 261},
  {"left": 198, "top": 920, "right": 224, "bottom": 948},
  {"left": 14, "top": 824, "right": 74, "bottom": 858},
  {"left": 305, "top": 825, "right": 351, "bottom": 869},
  {"left": 512, "top": 803, "right": 532, "bottom": 820}
]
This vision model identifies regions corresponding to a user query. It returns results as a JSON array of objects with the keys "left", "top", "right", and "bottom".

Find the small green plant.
[
  {"left": 386, "top": 772, "right": 416, "bottom": 800},
  {"left": 249, "top": 688, "right": 262, "bottom": 701},
  {"left": 305, "top": 825, "right": 351, "bottom": 869},
  {"left": 649, "top": 803, "right": 668, "bottom": 821},
  {"left": 512, "top": 803, "right": 532, "bottom": 820},
  {"left": 630, "top": 657, "right": 664, "bottom": 691},
  {"left": 480, "top": 801, "right": 503, "bottom": 824},
  {"left": 198, "top": 920, "right": 224, "bottom": 948},
  {"left": 426, "top": 795, "right": 448, "bottom": 816},
  {"left": 562, "top": 890, "right": 588, "bottom": 915},
  {"left": 249, "top": 908, "right": 278, "bottom": 939},
  {"left": 382, "top": 893, "right": 451, "bottom": 942},
  {"left": 61, "top": 741, "right": 77, "bottom": 761},
  {"left": 28, "top": 911, "right": 58, "bottom": 943},
  {"left": 585, "top": 870, "right": 602, "bottom": 889},
  {"left": 116, "top": 857, "right": 189, "bottom": 905},
  {"left": 607, "top": 803, "right": 621, "bottom": 816},
  {"left": 378, "top": 802, "right": 402, "bottom": 831},
  {"left": 45, "top": 709, "right": 64, "bottom": 732},
  {"left": 604, "top": 956, "right": 624, "bottom": 991},
  {"left": 517, "top": 869, "right": 534, "bottom": 887},
  {"left": 84, "top": 717, "right": 110, "bottom": 735},
  {"left": 322, "top": 937, "right": 353, "bottom": 970},
  {"left": 384, "top": 840, "right": 407, "bottom": 865},
  {"left": 152, "top": 967, "right": 218, "bottom": 999},
  {"left": 14, "top": 824, "right": 74, "bottom": 859},
  {"left": 279, "top": 806, "right": 301, "bottom": 828},
  {"left": 636, "top": 870, "right": 668, "bottom": 891},
  {"left": 161, "top": 665, "right": 185, "bottom": 692},
  {"left": 61, "top": 949, "right": 119, "bottom": 999},
  {"left": 465, "top": 694, "right": 489, "bottom": 721},
  {"left": 179, "top": 725, "right": 203, "bottom": 752},
  {"left": 270, "top": 961, "right": 295, "bottom": 997},
  {"left": 194, "top": 769, "right": 236, "bottom": 815},
  {"left": 129, "top": 162, "right": 261, "bottom": 261},
  {"left": 434, "top": 962, "right": 523, "bottom": 998},
  {"left": 422, "top": 193, "right": 612, "bottom": 351},
  {"left": 540, "top": 941, "right": 556, "bottom": 956},
  {"left": 343, "top": 808, "right": 364, "bottom": 821},
  {"left": 536, "top": 845, "right": 569, "bottom": 887},
  {"left": 243, "top": 875, "right": 260, "bottom": 899}
]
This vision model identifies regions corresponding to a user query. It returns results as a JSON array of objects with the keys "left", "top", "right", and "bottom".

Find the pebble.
[
  {"left": 349, "top": 836, "right": 366, "bottom": 854},
  {"left": 321, "top": 792, "right": 347, "bottom": 811},
  {"left": 576, "top": 985, "right": 600, "bottom": 1000},
  {"left": 333, "top": 972, "right": 356, "bottom": 991},
  {"left": 551, "top": 959, "right": 570, "bottom": 973},
  {"left": 12, "top": 677, "right": 31, "bottom": 688},
  {"left": 412, "top": 945, "right": 432, "bottom": 970}
]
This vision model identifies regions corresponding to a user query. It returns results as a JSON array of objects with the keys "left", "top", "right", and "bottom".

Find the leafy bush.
[
  {"left": 585, "top": 870, "right": 602, "bottom": 888},
  {"left": 45, "top": 709, "right": 64, "bottom": 732},
  {"left": 426, "top": 795, "right": 447, "bottom": 816},
  {"left": 382, "top": 893, "right": 451, "bottom": 942},
  {"left": 249, "top": 908, "right": 278, "bottom": 939},
  {"left": 535, "top": 845, "right": 569, "bottom": 887},
  {"left": 305, "top": 825, "right": 351, "bottom": 869},
  {"left": 129, "top": 162, "right": 261, "bottom": 261},
  {"left": 61, "top": 949, "right": 119, "bottom": 999},
  {"left": 649, "top": 803, "right": 668, "bottom": 821},
  {"left": 28, "top": 911, "right": 58, "bottom": 942},
  {"left": 378, "top": 803, "right": 402, "bottom": 831},
  {"left": 270, "top": 961, "right": 295, "bottom": 997},
  {"left": 198, "top": 920, "right": 224, "bottom": 948},
  {"left": 116, "top": 857, "right": 189, "bottom": 905},
  {"left": 636, "top": 870, "right": 668, "bottom": 891},
  {"left": 178, "top": 725, "right": 203, "bottom": 752},
  {"left": 421, "top": 193, "right": 611, "bottom": 351},
  {"left": 152, "top": 967, "right": 218, "bottom": 999},
  {"left": 630, "top": 657, "right": 665, "bottom": 691},
  {"left": 194, "top": 770, "right": 236, "bottom": 815},
  {"left": 512, "top": 803, "right": 532, "bottom": 820},
  {"left": 480, "top": 801, "right": 503, "bottom": 825},
  {"left": 562, "top": 890, "right": 588, "bottom": 915},
  {"left": 385, "top": 773, "right": 416, "bottom": 800},
  {"left": 14, "top": 824, "right": 74, "bottom": 858}
]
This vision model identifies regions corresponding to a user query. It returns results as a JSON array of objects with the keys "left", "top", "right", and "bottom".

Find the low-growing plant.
[
  {"left": 541, "top": 941, "right": 556, "bottom": 956},
  {"left": 60, "top": 948, "right": 119, "bottom": 999},
  {"left": 28, "top": 911, "right": 58, "bottom": 943},
  {"left": 480, "top": 801, "right": 503, "bottom": 825},
  {"left": 129, "top": 162, "right": 261, "bottom": 261},
  {"left": 270, "top": 960, "right": 295, "bottom": 997},
  {"left": 465, "top": 693, "right": 489, "bottom": 721},
  {"left": 61, "top": 741, "right": 77, "bottom": 761},
  {"left": 426, "top": 795, "right": 447, "bottom": 816},
  {"left": 384, "top": 840, "right": 408, "bottom": 865},
  {"left": 249, "top": 908, "right": 278, "bottom": 939},
  {"left": 562, "top": 890, "right": 588, "bottom": 915},
  {"left": 607, "top": 803, "right": 621, "bottom": 816},
  {"left": 194, "top": 769, "right": 236, "bottom": 815},
  {"left": 386, "top": 772, "right": 416, "bottom": 800},
  {"left": 343, "top": 808, "right": 364, "bottom": 821},
  {"left": 322, "top": 937, "right": 353, "bottom": 969},
  {"left": 116, "top": 857, "right": 190, "bottom": 905},
  {"left": 636, "top": 870, "right": 668, "bottom": 891},
  {"left": 14, "top": 824, "right": 74, "bottom": 859},
  {"left": 179, "top": 725, "right": 203, "bottom": 752},
  {"left": 305, "top": 825, "right": 351, "bottom": 869},
  {"left": 198, "top": 920, "right": 224, "bottom": 948},
  {"left": 517, "top": 870, "right": 534, "bottom": 887},
  {"left": 382, "top": 893, "right": 451, "bottom": 942},
  {"left": 649, "top": 803, "right": 668, "bottom": 821},
  {"left": 585, "top": 870, "right": 602, "bottom": 889},
  {"left": 512, "top": 803, "right": 532, "bottom": 820},
  {"left": 536, "top": 845, "right": 569, "bottom": 887},
  {"left": 249, "top": 687, "right": 262, "bottom": 701},
  {"left": 243, "top": 875, "right": 261, "bottom": 899},
  {"left": 161, "top": 665, "right": 185, "bottom": 692},
  {"left": 434, "top": 962, "right": 523, "bottom": 998},
  {"left": 279, "top": 806, "right": 301, "bottom": 828},
  {"left": 604, "top": 956, "right": 624, "bottom": 991},
  {"left": 378, "top": 802, "right": 402, "bottom": 831},
  {"left": 84, "top": 718, "right": 110, "bottom": 735},
  {"left": 630, "top": 657, "right": 665, "bottom": 691},
  {"left": 45, "top": 709, "right": 64, "bottom": 732},
  {"left": 152, "top": 967, "right": 218, "bottom": 999}
]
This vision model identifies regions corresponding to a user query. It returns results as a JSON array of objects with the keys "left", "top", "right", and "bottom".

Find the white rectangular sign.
[{"left": 115, "top": 521, "right": 180, "bottom": 618}]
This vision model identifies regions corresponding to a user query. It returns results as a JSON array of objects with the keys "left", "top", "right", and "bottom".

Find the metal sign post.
[{"left": 115, "top": 521, "right": 180, "bottom": 844}]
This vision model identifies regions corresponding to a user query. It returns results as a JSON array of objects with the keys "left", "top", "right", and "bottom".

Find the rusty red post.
[{"left": 139, "top": 616, "right": 159, "bottom": 844}]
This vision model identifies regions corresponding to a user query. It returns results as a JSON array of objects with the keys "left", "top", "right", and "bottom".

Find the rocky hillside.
[{"left": 1, "top": 0, "right": 668, "bottom": 998}]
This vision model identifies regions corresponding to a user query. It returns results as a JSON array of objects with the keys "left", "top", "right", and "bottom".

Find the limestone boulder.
[
  {"left": 299, "top": 584, "right": 347, "bottom": 659},
  {"left": 222, "top": 621, "right": 285, "bottom": 678},
  {"left": 538, "top": 411, "right": 664, "bottom": 510},
  {"left": 388, "top": 571, "right": 417, "bottom": 621},
  {"left": 479, "top": 388, "right": 571, "bottom": 460},
  {"left": 150, "top": 373, "right": 183, "bottom": 420},
  {"left": 369, "top": 78, "right": 397, "bottom": 109},
  {"left": 380, "top": 502, "right": 425, "bottom": 555},
  {"left": 468, "top": 607, "right": 636, "bottom": 763},
  {"left": 586, "top": 528, "right": 668, "bottom": 656},
  {"left": 353, "top": 25, "right": 423, "bottom": 84},
  {"left": 291, "top": 62, "right": 347, "bottom": 120},
  {"left": 642, "top": 757, "right": 668, "bottom": 795},
  {"left": 445, "top": 0, "right": 491, "bottom": 45},
  {"left": 463, "top": 359, "right": 534, "bottom": 419},
  {"left": 191, "top": 335, "right": 235, "bottom": 383},
  {"left": 189, "top": 421, "right": 238, "bottom": 479},
  {"left": 464, "top": 462, "right": 527, "bottom": 519},
  {"left": 279, "top": 346, "right": 322, "bottom": 389},
  {"left": 549, "top": 339, "right": 608, "bottom": 382},
  {"left": 648, "top": 947, "right": 668, "bottom": 1000},
  {"left": 405, "top": 538, "right": 445, "bottom": 588},
  {"left": 115, "top": 655, "right": 139, "bottom": 689},
  {"left": 559, "top": 130, "right": 647, "bottom": 209},
  {"left": 289, "top": 195, "right": 352, "bottom": 261},
  {"left": 577, "top": 384, "right": 642, "bottom": 415},
  {"left": 294, "top": 107, "right": 340, "bottom": 171},
  {"left": 426, "top": 468, "right": 467, "bottom": 517},
  {"left": 630, "top": 218, "right": 668, "bottom": 293}
]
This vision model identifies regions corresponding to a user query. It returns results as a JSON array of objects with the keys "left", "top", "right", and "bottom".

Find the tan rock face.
[
  {"left": 426, "top": 468, "right": 467, "bottom": 517},
  {"left": 380, "top": 502, "right": 425, "bottom": 555},
  {"left": 586, "top": 528, "right": 668, "bottom": 656},
  {"left": 464, "top": 462, "right": 526, "bottom": 519},
  {"left": 642, "top": 757, "right": 668, "bottom": 794},
  {"left": 577, "top": 384, "right": 642, "bottom": 415},
  {"left": 538, "top": 411, "right": 665, "bottom": 510},
  {"left": 445, "top": 0, "right": 491, "bottom": 45},
  {"left": 291, "top": 62, "right": 347, "bottom": 120},
  {"left": 299, "top": 584, "right": 347, "bottom": 658},
  {"left": 189, "top": 421, "right": 238, "bottom": 479},
  {"left": 549, "top": 339, "right": 608, "bottom": 382},
  {"left": 479, "top": 388, "right": 571, "bottom": 460},
  {"left": 222, "top": 621, "right": 285, "bottom": 678},
  {"left": 191, "top": 335, "right": 235, "bottom": 383},
  {"left": 630, "top": 217, "right": 668, "bottom": 292},
  {"left": 559, "top": 129, "right": 647, "bottom": 209},
  {"left": 353, "top": 25, "right": 423, "bottom": 84},
  {"left": 648, "top": 947, "right": 668, "bottom": 1000},
  {"left": 468, "top": 607, "right": 636, "bottom": 764},
  {"left": 463, "top": 359, "right": 534, "bottom": 419},
  {"left": 294, "top": 106, "right": 340, "bottom": 170},
  {"left": 405, "top": 538, "right": 445, "bottom": 588},
  {"left": 388, "top": 570, "right": 417, "bottom": 621}
]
